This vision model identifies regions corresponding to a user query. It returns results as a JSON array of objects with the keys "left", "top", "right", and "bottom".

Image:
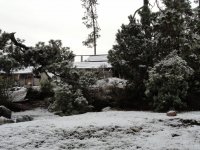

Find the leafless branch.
[{"left": 155, "top": 0, "right": 164, "bottom": 13}]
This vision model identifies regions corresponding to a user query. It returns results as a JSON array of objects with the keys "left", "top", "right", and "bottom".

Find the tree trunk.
[
  {"left": 144, "top": 0, "right": 148, "bottom": 5},
  {"left": 199, "top": 0, "right": 200, "bottom": 19},
  {"left": 90, "top": 3, "right": 97, "bottom": 55}
]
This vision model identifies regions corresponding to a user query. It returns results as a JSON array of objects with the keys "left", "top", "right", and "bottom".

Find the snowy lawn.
[{"left": 0, "top": 109, "right": 200, "bottom": 150}]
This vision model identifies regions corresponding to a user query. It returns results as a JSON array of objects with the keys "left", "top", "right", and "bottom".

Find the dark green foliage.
[
  {"left": 0, "top": 77, "right": 21, "bottom": 111},
  {"left": 25, "top": 87, "right": 41, "bottom": 101},
  {"left": 40, "top": 79, "right": 54, "bottom": 98},
  {"left": 0, "top": 31, "right": 19, "bottom": 74},
  {"left": 145, "top": 51, "right": 194, "bottom": 111},
  {"left": 108, "top": 2, "right": 153, "bottom": 108},
  {"left": 50, "top": 84, "right": 93, "bottom": 115},
  {"left": 187, "top": 71, "right": 200, "bottom": 110},
  {"left": 78, "top": 70, "right": 98, "bottom": 88},
  {"left": 87, "top": 78, "right": 135, "bottom": 111},
  {"left": 0, "top": 77, "right": 11, "bottom": 104},
  {"left": 108, "top": 0, "right": 200, "bottom": 111}
]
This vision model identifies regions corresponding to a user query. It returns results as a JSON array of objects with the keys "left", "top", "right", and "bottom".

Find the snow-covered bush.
[
  {"left": 78, "top": 71, "right": 97, "bottom": 88},
  {"left": 145, "top": 51, "right": 194, "bottom": 112},
  {"left": 90, "top": 78, "right": 129, "bottom": 110},
  {"left": 49, "top": 83, "right": 92, "bottom": 115}
]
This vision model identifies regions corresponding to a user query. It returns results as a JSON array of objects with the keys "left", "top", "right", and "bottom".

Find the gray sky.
[
  {"left": 0, "top": 0, "right": 144, "bottom": 55},
  {"left": 0, "top": 0, "right": 197, "bottom": 55}
]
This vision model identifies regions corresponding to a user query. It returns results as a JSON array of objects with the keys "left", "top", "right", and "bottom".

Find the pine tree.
[
  {"left": 81, "top": 0, "right": 100, "bottom": 55},
  {"left": 153, "top": 0, "right": 193, "bottom": 59},
  {"left": 108, "top": 1, "right": 153, "bottom": 108}
]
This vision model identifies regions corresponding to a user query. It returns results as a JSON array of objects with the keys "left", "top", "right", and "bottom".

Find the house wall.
[
  {"left": 79, "top": 68, "right": 112, "bottom": 79},
  {"left": 0, "top": 73, "right": 40, "bottom": 87},
  {"left": 15, "top": 74, "right": 40, "bottom": 87}
]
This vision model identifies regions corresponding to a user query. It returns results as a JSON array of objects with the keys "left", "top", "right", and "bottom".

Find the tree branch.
[
  {"left": 133, "top": 6, "right": 144, "bottom": 18},
  {"left": 133, "top": 0, "right": 155, "bottom": 18},
  {"left": 8, "top": 33, "right": 29, "bottom": 50},
  {"left": 155, "top": 0, "right": 164, "bottom": 13}
]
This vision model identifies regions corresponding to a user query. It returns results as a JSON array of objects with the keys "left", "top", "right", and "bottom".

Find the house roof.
[
  {"left": 74, "top": 54, "right": 112, "bottom": 69},
  {"left": 0, "top": 67, "right": 33, "bottom": 74},
  {"left": 12, "top": 67, "right": 33, "bottom": 74},
  {"left": 74, "top": 61, "right": 111, "bottom": 69},
  {"left": 86, "top": 54, "right": 108, "bottom": 62}
]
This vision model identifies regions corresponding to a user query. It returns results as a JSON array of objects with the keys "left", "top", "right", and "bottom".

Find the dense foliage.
[
  {"left": 145, "top": 51, "right": 194, "bottom": 111},
  {"left": 108, "top": 0, "right": 200, "bottom": 111},
  {"left": 49, "top": 70, "right": 98, "bottom": 115}
]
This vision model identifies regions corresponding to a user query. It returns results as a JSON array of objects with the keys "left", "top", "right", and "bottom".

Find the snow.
[
  {"left": 74, "top": 54, "right": 112, "bottom": 69},
  {"left": 74, "top": 61, "right": 111, "bottom": 69},
  {"left": 0, "top": 67, "right": 33, "bottom": 74},
  {"left": 12, "top": 108, "right": 58, "bottom": 121},
  {"left": 11, "top": 87, "right": 27, "bottom": 102},
  {"left": 1, "top": 109, "right": 200, "bottom": 150},
  {"left": 12, "top": 67, "right": 33, "bottom": 74},
  {"left": 86, "top": 55, "right": 108, "bottom": 62}
]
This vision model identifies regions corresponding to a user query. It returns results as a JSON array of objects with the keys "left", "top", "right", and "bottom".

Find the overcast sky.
[{"left": 0, "top": 0, "right": 197, "bottom": 55}]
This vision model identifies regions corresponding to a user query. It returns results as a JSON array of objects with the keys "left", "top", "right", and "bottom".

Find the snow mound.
[{"left": 11, "top": 87, "right": 27, "bottom": 102}]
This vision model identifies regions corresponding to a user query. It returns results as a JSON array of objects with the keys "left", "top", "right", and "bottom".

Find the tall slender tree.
[
  {"left": 81, "top": 0, "right": 100, "bottom": 55},
  {"left": 194, "top": 0, "right": 200, "bottom": 18},
  {"left": 139, "top": 0, "right": 151, "bottom": 39}
]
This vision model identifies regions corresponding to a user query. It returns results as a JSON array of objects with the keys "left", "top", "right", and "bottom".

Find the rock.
[
  {"left": 54, "top": 111, "right": 64, "bottom": 116},
  {"left": 102, "top": 107, "right": 112, "bottom": 112},
  {"left": 167, "top": 110, "right": 177, "bottom": 117},
  {"left": 0, "top": 106, "right": 12, "bottom": 119},
  {"left": 11, "top": 87, "right": 27, "bottom": 102},
  {"left": 16, "top": 115, "right": 33, "bottom": 123},
  {"left": 0, "top": 116, "right": 14, "bottom": 125},
  {"left": 172, "top": 133, "right": 180, "bottom": 137}
]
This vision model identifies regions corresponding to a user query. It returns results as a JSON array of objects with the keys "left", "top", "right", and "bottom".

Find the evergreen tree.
[
  {"left": 108, "top": 0, "right": 152, "bottom": 80},
  {"left": 153, "top": 0, "right": 193, "bottom": 60},
  {"left": 3, "top": 33, "right": 75, "bottom": 81},
  {"left": 108, "top": 1, "right": 153, "bottom": 108},
  {"left": 108, "top": 0, "right": 200, "bottom": 111}
]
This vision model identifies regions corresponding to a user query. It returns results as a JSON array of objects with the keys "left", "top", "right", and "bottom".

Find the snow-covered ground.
[{"left": 0, "top": 109, "right": 200, "bottom": 150}]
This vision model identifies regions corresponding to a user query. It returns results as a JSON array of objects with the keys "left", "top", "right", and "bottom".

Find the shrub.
[
  {"left": 40, "top": 79, "right": 54, "bottom": 98},
  {"left": 77, "top": 70, "right": 98, "bottom": 107},
  {"left": 49, "top": 83, "right": 93, "bottom": 115},
  {"left": 25, "top": 87, "right": 41, "bottom": 101},
  {"left": 0, "top": 77, "right": 21, "bottom": 111},
  {"left": 78, "top": 71, "right": 97, "bottom": 88},
  {"left": 89, "top": 78, "right": 129, "bottom": 110},
  {"left": 145, "top": 51, "right": 194, "bottom": 112},
  {"left": 186, "top": 72, "right": 200, "bottom": 110},
  {"left": 0, "top": 77, "right": 10, "bottom": 103}
]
